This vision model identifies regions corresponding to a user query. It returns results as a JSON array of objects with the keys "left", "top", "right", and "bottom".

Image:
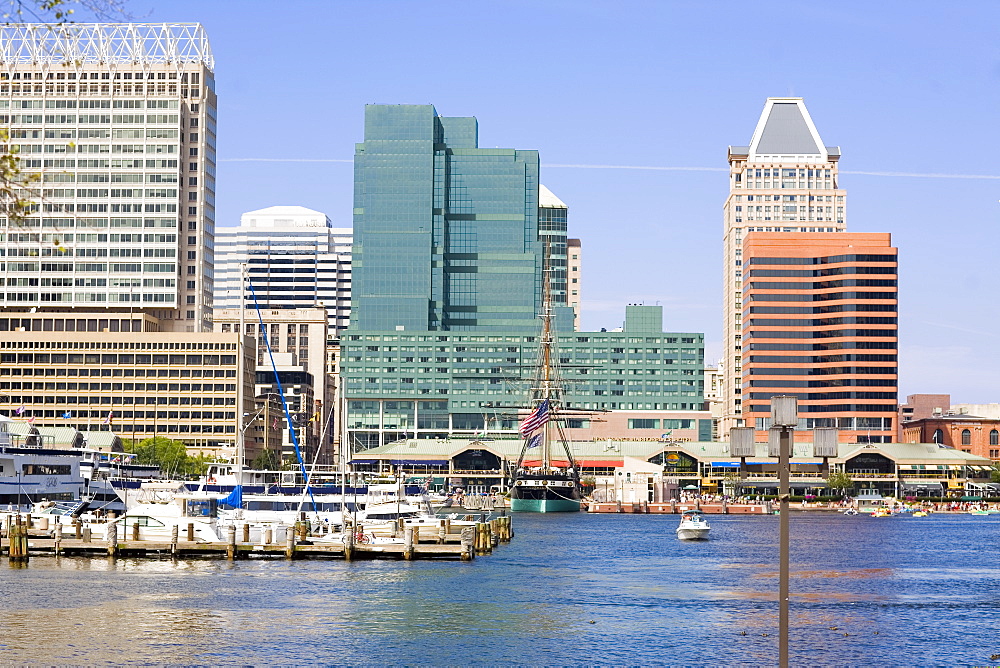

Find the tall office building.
[
  {"left": 721, "top": 98, "right": 846, "bottom": 437},
  {"left": 0, "top": 23, "right": 216, "bottom": 332},
  {"left": 741, "top": 233, "right": 898, "bottom": 443},
  {"left": 214, "top": 205, "right": 352, "bottom": 335},
  {"left": 351, "top": 104, "right": 570, "bottom": 332}
]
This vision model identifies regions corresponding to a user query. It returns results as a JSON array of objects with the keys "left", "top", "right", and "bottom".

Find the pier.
[
  {"left": 1, "top": 514, "right": 513, "bottom": 562},
  {"left": 586, "top": 500, "right": 828, "bottom": 514}
]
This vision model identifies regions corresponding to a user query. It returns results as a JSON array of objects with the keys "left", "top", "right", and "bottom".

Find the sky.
[{"left": 105, "top": 0, "right": 1000, "bottom": 403}]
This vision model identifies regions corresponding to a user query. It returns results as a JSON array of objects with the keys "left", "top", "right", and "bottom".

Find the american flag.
[
  {"left": 526, "top": 433, "right": 542, "bottom": 449},
  {"left": 518, "top": 399, "right": 550, "bottom": 437},
  {"left": 103, "top": 411, "right": 113, "bottom": 425}
]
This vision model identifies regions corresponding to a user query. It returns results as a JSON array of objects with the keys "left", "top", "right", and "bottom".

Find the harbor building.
[
  {"left": 344, "top": 305, "right": 707, "bottom": 450},
  {"left": 902, "top": 412, "right": 1000, "bottom": 461},
  {"left": 351, "top": 104, "right": 573, "bottom": 332},
  {"left": 741, "top": 232, "right": 898, "bottom": 443},
  {"left": 214, "top": 307, "right": 331, "bottom": 463},
  {"left": 0, "top": 312, "right": 262, "bottom": 461},
  {"left": 214, "top": 206, "right": 352, "bottom": 336},
  {"left": 721, "top": 98, "right": 847, "bottom": 438},
  {"left": 350, "top": 435, "right": 993, "bottom": 500},
  {"left": 0, "top": 23, "right": 217, "bottom": 332}
]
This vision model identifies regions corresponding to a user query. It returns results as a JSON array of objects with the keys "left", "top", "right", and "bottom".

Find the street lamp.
[{"left": 770, "top": 395, "right": 797, "bottom": 668}]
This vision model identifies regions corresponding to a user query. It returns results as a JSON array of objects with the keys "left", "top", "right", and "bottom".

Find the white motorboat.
[
  {"left": 77, "top": 481, "right": 226, "bottom": 543},
  {"left": 676, "top": 509, "right": 711, "bottom": 540}
]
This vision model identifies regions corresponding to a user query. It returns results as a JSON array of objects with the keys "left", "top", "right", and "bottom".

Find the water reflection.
[{"left": 4, "top": 514, "right": 1000, "bottom": 664}]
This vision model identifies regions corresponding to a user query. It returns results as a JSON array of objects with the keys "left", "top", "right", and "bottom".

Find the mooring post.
[
  {"left": 226, "top": 525, "right": 237, "bottom": 561},
  {"left": 131, "top": 521, "right": 140, "bottom": 542},
  {"left": 403, "top": 526, "right": 414, "bottom": 560},
  {"left": 74, "top": 518, "right": 82, "bottom": 539},
  {"left": 186, "top": 523, "right": 194, "bottom": 543},
  {"left": 460, "top": 527, "right": 474, "bottom": 561},
  {"left": 106, "top": 522, "right": 118, "bottom": 558},
  {"left": 343, "top": 526, "right": 354, "bottom": 562},
  {"left": 285, "top": 527, "right": 295, "bottom": 560},
  {"left": 242, "top": 523, "right": 250, "bottom": 543},
  {"left": 82, "top": 526, "right": 92, "bottom": 544},
  {"left": 437, "top": 520, "right": 446, "bottom": 545},
  {"left": 170, "top": 525, "right": 179, "bottom": 555}
]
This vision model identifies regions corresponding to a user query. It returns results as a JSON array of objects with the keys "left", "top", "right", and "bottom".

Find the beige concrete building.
[
  {"left": 721, "top": 98, "right": 847, "bottom": 438},
  {"left": 568, "top": 237, "right": 582, "bottom": 330},
  {"left": 0, "top": 312, "right": 260, "bottom": 460},
  {"left": 214, "top": 307, "right": 333, "bottom": 463}
]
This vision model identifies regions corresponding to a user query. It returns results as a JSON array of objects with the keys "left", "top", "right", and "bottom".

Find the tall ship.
[{"left": 509, "top": 285, "right": 582, "bottom": 513}]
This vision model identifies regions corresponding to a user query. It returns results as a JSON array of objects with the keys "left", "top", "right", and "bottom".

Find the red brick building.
[{"left": 901, "top": 414, "right": 1000, "bottom": 461}]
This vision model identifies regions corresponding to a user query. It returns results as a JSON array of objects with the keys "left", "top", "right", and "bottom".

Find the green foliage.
[
  {"left": 122, "top": 436, "right": 213, "bottom": 479},
  {"left": 826, "top": 470, "right": 854, "bottom": 496},
  {"left": 991, "top": 466, "right": 1000, "bottom": 484},
  {"left": 250, "top": 449, "right": 280, "bottom": 471}
]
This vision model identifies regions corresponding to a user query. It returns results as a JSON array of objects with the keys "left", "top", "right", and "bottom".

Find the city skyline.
[{"left": 70, "top": 1, "right": 1000, "bottom": 402}]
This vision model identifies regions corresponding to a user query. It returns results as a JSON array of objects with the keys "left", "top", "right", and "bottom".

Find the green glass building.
[
  {"left": 345, "top": 305, "right": 704, "bottom": 449},
  {"left": 352, "top": 104, "right": 566, "bottom": 332},
  {"left": 345, "top": 106, "right": 706, "bottom": 450}
]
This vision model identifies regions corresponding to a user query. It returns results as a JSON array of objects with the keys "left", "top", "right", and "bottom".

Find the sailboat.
[{"left": 509, "top": 282, "right": 582, "bottom": 513}]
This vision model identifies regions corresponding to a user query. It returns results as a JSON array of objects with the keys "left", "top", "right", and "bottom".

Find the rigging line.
[
  {"left": 246, "top": 276, "right": 318, "bottom": 515},
  {"left": 295, "top": 406, "right": 338, "bottom": 520}
]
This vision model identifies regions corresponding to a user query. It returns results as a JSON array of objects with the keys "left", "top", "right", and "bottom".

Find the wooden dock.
[{"left": 1, "top": 515, "right": 514, "bottom": 562}]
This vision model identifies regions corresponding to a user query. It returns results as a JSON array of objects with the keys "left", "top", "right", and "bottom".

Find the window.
[
  {"left": 992, "top": 430, "right": 999, "bottom": 446},
  {"left": 962, "top": 429, "right": 972, "bottom": 446},
  {"left": 933, "top": 429, "right": 943, "bottom": 443},
  {"left": 628, "top": 418, "right": 660, "bottom": 429}
]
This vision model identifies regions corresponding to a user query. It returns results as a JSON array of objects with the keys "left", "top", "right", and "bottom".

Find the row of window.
[{"left": 0, "top": 353, "right": 235, "bottom": 365}]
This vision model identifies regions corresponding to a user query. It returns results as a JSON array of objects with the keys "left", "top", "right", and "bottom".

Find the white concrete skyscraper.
[
  {"left": 721, "top": 98, "right": 847, "bottom": 438},
  {"left": 0, "top": 23, "right": 217, "bottom": 331},
  {"left": 214, "top": 205, "right": 353, "bottom": 336}
]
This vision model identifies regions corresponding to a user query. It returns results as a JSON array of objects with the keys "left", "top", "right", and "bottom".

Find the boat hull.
[
  {"left": 510, "top": 478, "right": 581, "bottom": 513},
  {"left": 510, "top": 496, "right": 581, "bottom": 513},
  {"left": 676, "top": 527, "right": 710, "bottom": 540}
]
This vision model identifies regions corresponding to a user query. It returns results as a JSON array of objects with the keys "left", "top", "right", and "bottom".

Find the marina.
[{"left": 1, "top": 512, "right": 512, "bottom": 561}]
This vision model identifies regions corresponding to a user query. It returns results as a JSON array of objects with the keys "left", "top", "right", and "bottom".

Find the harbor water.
[{"left": 4, "top": 511, "right": 1000, "bottom": 665}]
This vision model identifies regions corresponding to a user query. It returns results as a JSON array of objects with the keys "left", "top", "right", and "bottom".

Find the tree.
[
  {"left": 991, "top": 466, "right": 1000, "bottom": 484},
  {"left": 122, "top": 436, "right": 213, "bottom": 479},
  {"left": 250, "top": 449, "right": 280, "bottom": 471},
  {"left": 827, "top": 470, "right": 854, "bottom": 497}
]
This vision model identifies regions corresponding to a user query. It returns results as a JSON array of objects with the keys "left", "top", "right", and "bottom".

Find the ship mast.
[{"left": 540, "top": 271, "right": 553, "bottom": 469}]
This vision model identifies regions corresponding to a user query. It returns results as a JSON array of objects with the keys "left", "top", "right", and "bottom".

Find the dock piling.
[
  {"left": 226, "top": 525, "right": 237, "bottom": 561},
  {"left": 460, "top": 527, "right": 474, "bottom": 561},
  {"left": 403, "top": 527, "right": 414, "bottom": 560},
  {"left": 106, "top": 522, "right": 117, "bottom": 558},
  {"left": 170, "top": 525, "right": 179, "bottom": 555}
]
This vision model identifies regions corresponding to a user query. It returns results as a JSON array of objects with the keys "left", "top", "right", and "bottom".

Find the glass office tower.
[{"left": 352, "top": 104, "right": 548, "bottom": 332}]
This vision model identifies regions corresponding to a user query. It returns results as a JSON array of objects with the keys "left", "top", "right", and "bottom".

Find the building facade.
[
  {"left": 567, "top": 237, "right": 582, "bottom": 330},
  {"left": 214, "top": 307, "right": 331, "bottom": 462},
  {"left": 901, "top": 414, "right": 1000, "bottom": 461},
  {"left": 0, "top": 23, "right": 217, "bottom": 332},
  {"left": 344, "top": 305, "right": 704, "bottom": 449},
  {"left": 741, "top": 232, "right": 898, "bottom": 443},
  {"left": 214, "top": 205, "right": 352, "bottom": 335},
  {"left": 351, "top": 104, "right": 573, "bottom": 332},
  {"left": 0, "top": 312, "right": 259, "bottom": 460},
  {"left": 722, "top": 98, "right": 846, "bottom": 438}
]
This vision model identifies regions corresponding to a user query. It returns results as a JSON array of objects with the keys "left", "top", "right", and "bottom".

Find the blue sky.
[{"left": 117, "top": 1, "right": 1000, "bottom": 402}]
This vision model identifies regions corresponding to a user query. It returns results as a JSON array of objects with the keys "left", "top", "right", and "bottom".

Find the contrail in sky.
[{"left": 220, "top": 158, "right": 1000, "bottom": 180}]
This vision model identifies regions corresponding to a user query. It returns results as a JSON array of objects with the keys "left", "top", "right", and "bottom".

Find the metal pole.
[{"left": 779, "top": 424, "right": 790, "bottom": 668}]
